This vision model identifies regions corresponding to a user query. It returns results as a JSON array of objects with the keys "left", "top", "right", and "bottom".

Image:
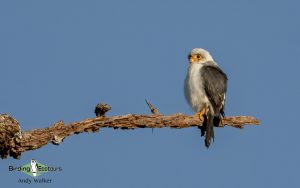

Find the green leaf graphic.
[{"left": 20, "top": 162, "right": 49, "bottom": 177}]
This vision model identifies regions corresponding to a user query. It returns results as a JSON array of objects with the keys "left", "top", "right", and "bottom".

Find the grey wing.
[{"left": 200, "top": 65, "right": 228, "bottom": 115}]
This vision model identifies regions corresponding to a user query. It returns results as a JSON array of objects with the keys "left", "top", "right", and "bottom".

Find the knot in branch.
[
  {"left": 94, "top": 103, "right": 111, "bottom": 117},
  {"left": 0, "top": 114, "right": 22, "bottom": 159}
]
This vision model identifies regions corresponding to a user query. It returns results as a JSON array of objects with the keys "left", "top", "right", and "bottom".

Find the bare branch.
[{"left": 0, "top": 103, "right": 260, "bottom": 160}]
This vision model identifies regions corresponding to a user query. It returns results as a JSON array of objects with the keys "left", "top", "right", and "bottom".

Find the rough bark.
[{"left": 0, "top": 102, "right": 260, "bottom": 159}]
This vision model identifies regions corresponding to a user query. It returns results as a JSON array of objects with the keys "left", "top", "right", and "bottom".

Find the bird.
[
  {"left": 184, "top": 48, "right": 228, "bottom": 148},
  {"left": 30, "top": 159, "right": 38, "bottom": 177}
]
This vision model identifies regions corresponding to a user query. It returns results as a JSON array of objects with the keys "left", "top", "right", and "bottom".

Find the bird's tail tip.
[
  {"left": 205, "top": 133, "right": 214, "bottom": 148},
  {"left": 204, "top": 114, "right": 214, "bottom": 148}
]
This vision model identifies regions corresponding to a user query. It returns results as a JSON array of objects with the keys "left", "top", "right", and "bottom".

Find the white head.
[{"left": 188, "top": 48, "right": 215, "bottom": 64}]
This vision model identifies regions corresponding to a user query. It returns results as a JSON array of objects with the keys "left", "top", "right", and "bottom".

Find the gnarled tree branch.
[{"left": 0, "top": 101, "right": 260, "bottom": 159}]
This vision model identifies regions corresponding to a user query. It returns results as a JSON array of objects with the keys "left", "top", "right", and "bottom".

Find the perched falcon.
[{"left": 184, "top": 48, "right": 228, "bottom": 148}]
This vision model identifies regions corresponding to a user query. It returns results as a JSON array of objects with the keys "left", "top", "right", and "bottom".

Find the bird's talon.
[
  {"left": 194, "top": 108, "right": 207, "bottom": 121},
  {"left": 220, "top": 118, "right": 224, "bottom": 126}
]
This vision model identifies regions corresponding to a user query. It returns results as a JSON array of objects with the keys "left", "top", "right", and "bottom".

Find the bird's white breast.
[{"left": 184, "top": 63, "right": 209, "bottom": 112}]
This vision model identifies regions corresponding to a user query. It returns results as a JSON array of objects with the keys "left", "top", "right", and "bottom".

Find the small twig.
[
  {"left": 145, "top": 99, "right": 161, "bottom": 134},
  {"left": 145, "top": 99, "right": 160, "bottom": 115}
]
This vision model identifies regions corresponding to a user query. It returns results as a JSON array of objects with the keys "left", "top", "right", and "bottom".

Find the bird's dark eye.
[{"left": 197, "top": 55, "right": 201, "bottom": 59}]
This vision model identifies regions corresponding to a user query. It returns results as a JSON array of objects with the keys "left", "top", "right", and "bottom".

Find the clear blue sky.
[{"left": 1, "top": 0, "right": 299, "bottom": 187}]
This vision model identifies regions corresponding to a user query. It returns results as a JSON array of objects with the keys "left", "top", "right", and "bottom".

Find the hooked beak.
[{"left": 189, "top": 55, "right": 198, "bottom": 64}]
